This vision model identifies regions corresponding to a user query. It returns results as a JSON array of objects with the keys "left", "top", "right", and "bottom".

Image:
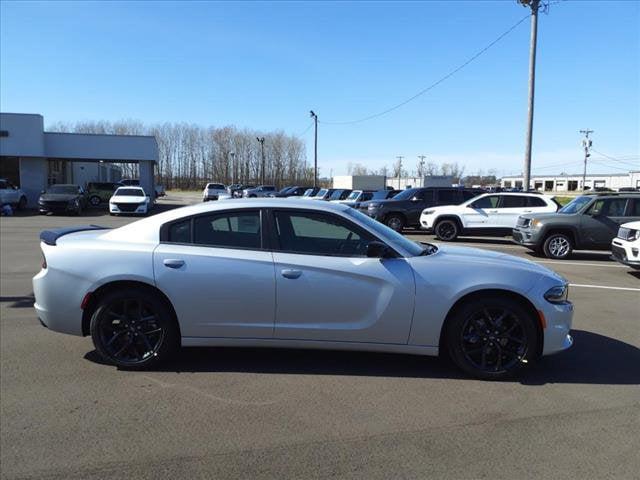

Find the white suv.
[
  {"left": 420, "top": 192, "right": 559, "bottom": 241},
  {"left": 611, "top": 221, "right": 640, "bottom": 269},
  {"left": 202, "top": 183, "right": 228, "bottom": 201}
]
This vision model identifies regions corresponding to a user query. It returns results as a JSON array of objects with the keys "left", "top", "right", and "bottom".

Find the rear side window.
[
  {"left": 501, "top": 196, "right": 528, "bottom": 208},
  {"left": 527, "top": 196, "right": 548, "bottom": 207},
  {"left": 436, "top": 190, "right": 460, "bottom": 204},
  {"left": 589, "top": 198, "right": 627, "bottom": 217},
  {"left": 630, "top": 198, "right": 640, "bottom": 216},
  {"left": 194, "top": 211, "right": 261, "bottom": 249},
  {"left": 168, "top": 220, "right": 191, "bottom": 243}
]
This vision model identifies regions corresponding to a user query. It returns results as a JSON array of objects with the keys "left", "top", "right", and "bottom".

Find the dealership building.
[
  {"left": 500, "top": 171, "right": 640, "bottom": 192},
  {"left": 0, "top": 113, "right": 158, "bottom": 207}
]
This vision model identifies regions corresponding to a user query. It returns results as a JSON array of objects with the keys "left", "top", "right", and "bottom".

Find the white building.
[
  {"left": 332, "top": 175, "right": 386, "bottom": 190},
  {"left": 500, "top": 171, "right": 640, "bottom": 192},
  {"left": 386, "top": 175, "right": 454, "bottom": 190},
  {"left": 0, "top": 113, "right": 158, "bottom": 207}
]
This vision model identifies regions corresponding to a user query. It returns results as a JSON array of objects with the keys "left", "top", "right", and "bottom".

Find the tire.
[
  {"left": 385, "top": 214, "right": 405, "bottom": 232},
  {"left": 543, "top": 233, "right": 573, "bottom": 259},
  {"left": 17, "top": 196, "right": 27, "bottom": 210},
  {"left": 90, "top": 288, "right": 179, "bottom": 370},
  {"left": 89, "top": 195, "right": 101, "bottom": 207},
  {"left": 434, "top": 219, "right": 459, "bottom": 241},
  {"left": 444, "top": 296, "right": 538, "bottom": 380}
]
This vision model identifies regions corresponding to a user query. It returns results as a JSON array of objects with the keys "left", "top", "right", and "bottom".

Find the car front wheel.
[
  {"left": 444, "top": 297, "right": 538, "bottom": 380},
  {"left": 89, "top": 195, "right": 101, "bottom": 207},
  {"left": 385, "top": 214, "right": 405, "bottom": 232},
  {"left": 543, "top": 233, "right": 573, "bottom": 259},
  {"left": 435, "top": 219, "right": 459, "bottom": 241},
  {"left": 90, "top": 288, "right": 179, "bottom": 370}
]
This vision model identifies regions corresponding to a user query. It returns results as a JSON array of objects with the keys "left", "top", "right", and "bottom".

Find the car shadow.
[
  {"left": 84, "top": 330, "right": 639, "bottom": 385},
  {"left": 0, "top": 295, "right": 35, "bottom": 308},
  {"left": 523, "top": 250, "right": 614, "bottom": 262},
  {"left": 627, "top": 270, "right": 640, "bottom": 280}
]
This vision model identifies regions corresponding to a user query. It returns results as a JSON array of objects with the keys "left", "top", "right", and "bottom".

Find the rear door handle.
[
  {"left": 163, "top": 259, "right": 185, "bottom": 269},
  {"left": 488, "top": 210, "right": 499, "bottom": 213},
  {"left": 281, "top": 269, "right": 302, "bottom": 279},
  {"left": 523, "top": 210, "right": 532, "bottom": 213}
]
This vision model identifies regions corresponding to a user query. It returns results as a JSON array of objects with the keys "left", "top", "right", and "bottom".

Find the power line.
[
  {"left": 296, "top": 121, "right": 315, "bottom": 137},
  {"left": 591, "top": 149, "right": 640, "bottom": 168},
  {"left": 319, "top": 13, "right": 531, "bottom": 126}
]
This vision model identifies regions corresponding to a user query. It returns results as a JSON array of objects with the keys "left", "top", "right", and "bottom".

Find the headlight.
[
  {"left": 368, "top": 203, "right": 380, "bottom": 209},
  {"left": 532, "top": 219, "right": 543, "bottom": 228},
  {"left": 423, "top": 209, "right": 435, "bottom": 215},
  {"left": 544, "top": 284, "right": 569, "bottom": 304},
  {"left": 628, "top": 229, "right": 639, "bottom": 241},
  {"left": 69, "top": 199, "right": 79, "bottom": 205}
]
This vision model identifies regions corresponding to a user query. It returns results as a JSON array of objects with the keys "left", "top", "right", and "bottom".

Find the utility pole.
[
  {"left": 396, "top": 156, "right": 404, "bottom": 189},
  {"left": 580, "top": 129, "right": 593, "bottom": 192},
  {"left": 230, "top": 151, "right": 236, "bottom": 185},
  {"left": 417, "top": 155, "right": 426, "bottom": 178},
  {"left": 256, "top": 137, "right": 265, "bottom": 185},
  {"left": 310, "top": 110, "right": 318, "bottom": 188},
  {"left": 520, "top": 0, "right": 540, "bottom": 192}
]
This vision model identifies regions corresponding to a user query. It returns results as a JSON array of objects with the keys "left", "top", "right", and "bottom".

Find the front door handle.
[
  {"left": 281, "top": 269, "right": 302, "bottom": 279},
  {"left": 488, "top": 210, "right": 499, "bottom": 213},
  {"left": 163, "top": 259, "right": 185, "bottom": 269}
]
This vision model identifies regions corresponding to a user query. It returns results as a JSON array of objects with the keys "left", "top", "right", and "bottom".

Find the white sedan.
[
  {"left": 33, "top": 199, "right": 573, "bottom": 379},
  {"left": 109, "top": 187, "right": 151, "bottom": 216}
]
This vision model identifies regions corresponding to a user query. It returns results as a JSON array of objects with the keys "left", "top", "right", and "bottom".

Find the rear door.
[
  {"left": 270, "top": 209, "right": 415, "bottom": 344},
  {"left": 495, "top": 195, "right": 529, "bottom": 228},
  {"left": 580, "top": 198, "right": 630, "bottom": 247},
  {"left": 153, "top": 209, "right": 276, "bottom": 338}
]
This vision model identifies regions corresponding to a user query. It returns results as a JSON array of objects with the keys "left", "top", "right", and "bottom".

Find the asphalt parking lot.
[{"left": 1, "top": 192, "right": 638, "bottom": 480}]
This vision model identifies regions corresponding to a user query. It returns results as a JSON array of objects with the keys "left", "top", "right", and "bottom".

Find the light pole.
[
  {"left": 231, "top": 151, "right": 236, "bottom": 185},
  {"left": 580, "top": 129, "right": 593, "bottom": 192},
  {"left": 310, "top": 110, "right": 318, "bottom": 188},
  {"left": 256, "top": 137, "right": 265, "bottom": 185},
  {"left": 520, "top": 0, "right": 540, "bottom": 192}
]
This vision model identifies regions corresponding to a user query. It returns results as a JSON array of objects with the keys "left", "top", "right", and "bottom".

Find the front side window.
[
  {"left": 274, "top": 211, "right": 374, "bottom": 256},
  {"left": 470, "top": 195, "right": 500, "bottom": 209},
  {"left": 194, "top": 211, "right": 261, "bottom": 249}
]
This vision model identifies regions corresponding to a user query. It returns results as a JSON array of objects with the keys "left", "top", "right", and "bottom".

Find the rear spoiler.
[{"left": 40, "top": 225, "right": 109, "bottom": 246}]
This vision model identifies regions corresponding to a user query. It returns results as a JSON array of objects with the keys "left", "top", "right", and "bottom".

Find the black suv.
[
  {"left": 513, "top": 193, "right": 640, "bottom": 259},
  {"left": 358, "top": 187, "right": 482, "bottom": 231}
]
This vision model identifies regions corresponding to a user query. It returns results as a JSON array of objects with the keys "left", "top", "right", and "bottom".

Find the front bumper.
[
  {"left": 512, "top": 227, "right": 542, "bottom": 247},
  {"left": 38, "top": 203, "right": 79, "bottom": 214},
  {"left": 611, "top": 240, "right": 640, "bottom": 268}
]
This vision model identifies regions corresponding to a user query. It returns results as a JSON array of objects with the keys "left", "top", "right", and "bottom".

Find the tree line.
[{"left": 48, "top": 120, "right": 312, "bottom": 190}]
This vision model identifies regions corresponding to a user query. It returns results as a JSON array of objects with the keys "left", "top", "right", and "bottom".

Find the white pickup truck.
[{"left": 0, "top": 179, "right": 28, "bottom": 210}]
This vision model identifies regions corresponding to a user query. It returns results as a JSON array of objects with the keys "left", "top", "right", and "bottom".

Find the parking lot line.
[{"left": 569, "top": 283, "right": 640, "bottom": 292}]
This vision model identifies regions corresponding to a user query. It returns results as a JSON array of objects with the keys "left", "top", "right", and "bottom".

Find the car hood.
[
  {"left": 39, "top": 194, "right": 78, "bottom": 202},
  {"left": 110, "top": 195, "right": 147, "bottom": 203},
  {"left": 519, "top": 212, "right": 573, "bottom": 221},
  {"left": 419, "top": 244, "right": 565, "bottom": 281},
  {"left": 360, "top": 198, "right": 405, "bottom": 207}
]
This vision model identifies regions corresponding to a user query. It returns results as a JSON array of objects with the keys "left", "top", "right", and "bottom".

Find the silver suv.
[
  {"left": 243, "top": 185, "right": 276, "bottom": 198},
  {"left": 0, "top": 178, "right": 28, "bottom": 210}
]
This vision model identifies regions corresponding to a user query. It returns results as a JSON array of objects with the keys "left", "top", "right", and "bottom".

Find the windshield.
[
  {"left": 278, "top": 187, "right": 292, "bottom": 194},
  {"left": 115, "top": 188, "right": 144, "bottom": 197},
  {"left": 558, "top": 195, "right": 592, "bottom": 214},
  {"left": 302, "top": 189, "right": 314, "bottom": 197},
  {"left": 392, "top": 188, "right": 420, "bottom": 201},
  {"left": 346, "top": 191, "right": 362, "bottom": 200},
  {"left": 329, "top": 190, "right": 347, "bottom": 200},
  {"left": 345, "top": 208, "right": 426, "bottom": 257},
  {"left": 315, "top": 189, "right": 328, "bottom": 197},
  {"left": 372, "top": 190, "right": 391, "bottom": 200},
  {"left": 46, "top": 185, "right": 78, "bottom": 195}
]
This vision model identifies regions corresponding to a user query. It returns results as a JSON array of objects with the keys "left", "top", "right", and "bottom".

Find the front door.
[
  {"left": 580, "top": 198, "right": 630, "bottom": 247},
  {"left": 270, "top": 209, "right": 415, "bottom": 344},
  {"left": 461, "top": 195, "right": 501, "bottom": 228},
  {"left": 153, "top": 209, "right": 276, "bottom": 338}
]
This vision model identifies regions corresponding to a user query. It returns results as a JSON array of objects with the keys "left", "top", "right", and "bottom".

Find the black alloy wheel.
[
  {"left": 445, "top": 297, "right": 538, "bottom": 379},
  {"left": 90, "top": 289, "right": 178, "bottom": 369},
  {"left": 385, "top": 214, "right": 405, "bottom": 232},
  {"left": 89, "top": 195, "right": 101, "bottom": 207},
  {"left": 435, "top": 219, "right": 459, "bottom": 241}
]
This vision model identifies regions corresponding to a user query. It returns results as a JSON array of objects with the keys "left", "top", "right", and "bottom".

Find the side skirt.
[{"left": 181, "top": 337, "right": 439, "bottom": 356}]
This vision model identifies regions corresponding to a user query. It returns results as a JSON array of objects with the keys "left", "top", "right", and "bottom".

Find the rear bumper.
[{"left": 33, "top": 267, "right": 85, "bottom": 336}]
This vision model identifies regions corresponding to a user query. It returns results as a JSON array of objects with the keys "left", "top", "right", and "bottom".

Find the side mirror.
[
  {"left": 366, "top": 241, "right": 391, "bottom": 258},
  {"left": 411, "top": 196, "right": 420, "bottom": 202}
]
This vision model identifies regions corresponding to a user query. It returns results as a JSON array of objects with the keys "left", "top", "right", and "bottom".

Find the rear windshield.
[
  {"left": 207, "top": 184, "right": 225, "bottom": 190},
  {"left": 115, "top": 188, "right": 144, "bottom": 197},
  {"left": 46, "top": 185, "right": 78, "bottom": 195}
]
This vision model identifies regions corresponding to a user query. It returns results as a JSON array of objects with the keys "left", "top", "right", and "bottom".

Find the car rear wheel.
[
  {"left": 543, "top": 233, "right": 573, "bottom": 259},
  {"left": 385, "top": 214, "right": 405, "bottom": 232},
  {"left": 89, "top": 195, "right": 101, "bottom": 207},
  {"left": 90, "top": 288, "right": 179, "bottom": 370},
  {"left": 444, "top": 297, "right": 538, "bottom": 380},
  {"left": 435, "top": 219, "right": 459, "bottom": 241}
]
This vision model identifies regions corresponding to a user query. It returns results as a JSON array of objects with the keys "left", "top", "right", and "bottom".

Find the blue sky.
[{"left": 1, "top": 0, "right": 638, "bottom": 177}]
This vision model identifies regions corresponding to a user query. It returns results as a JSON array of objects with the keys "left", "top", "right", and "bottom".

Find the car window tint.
[
  {"left": 274, "top": 211, "right": 373, "bottom": 256},
  {"left": 436, "top": 190, "right": 459, "bottom": 204},
  {"left": 168, "top": 220, "right": 191, "bottom": 243},
  {"left": 462, "top": 190, "right": 478, "bottom": 201},
  {"left": 591, "top": 198, "right": 627, "bottom": 216},
  {"left": 0, "top": 180, "right": 7, "bottom": 189},
  {"left": 630, "top": 199, "right": 640, "bottom": 216},
  {"left": 501, "top": 196, "right": 528, "bottom": 208},
  {"left": 194, "top": 211, "right": 261, "bottom": 249},
  {"left": 471, "top": 195, "right": 500, "bottom": 208},
  {"left": 527, "top": 196, "right": 547, "bottom": 207}
]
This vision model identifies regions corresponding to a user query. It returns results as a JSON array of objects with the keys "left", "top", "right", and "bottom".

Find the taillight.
[{"left": 41, "top": 254, "right": 47, "bottom": 269}]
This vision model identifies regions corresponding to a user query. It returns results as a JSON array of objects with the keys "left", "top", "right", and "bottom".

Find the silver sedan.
[{"left": 33, "top": 199, "right": 573, "bottom": 379}]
